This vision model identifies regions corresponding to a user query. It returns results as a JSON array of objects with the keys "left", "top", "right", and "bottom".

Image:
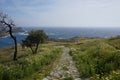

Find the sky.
[{"left": 0, "top": 0, "right": 120, "bottom": 28}]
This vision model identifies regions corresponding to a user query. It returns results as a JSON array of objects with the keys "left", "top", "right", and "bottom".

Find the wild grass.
[
  {"left": 69, "top": 38, "right": 120, "bottom": 79},
  {"left": 0, "top": 43, "right": 62, "bottom": 80},
  {"left": 0, "top": 45, "right": 30, "bottom": 63},
  {"left": 0, "top": 37, "right": 119, "bottom": 80},
  {"left": 106, "top": 36, "right": 120, "bottom": 50}
]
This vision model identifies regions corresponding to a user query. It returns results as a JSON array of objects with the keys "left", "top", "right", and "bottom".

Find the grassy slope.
[
  {"left": 0, "top": 45, "right": 30, "bottom": 63},
  {"left": 0, "top": 37, "right": 120, "bottom": 80},
  {"left": 0, "top": 42, "right": 62, "bottom": 80},
  {"left": 69, "top": 37, "right": 120, "bottom": 80}
]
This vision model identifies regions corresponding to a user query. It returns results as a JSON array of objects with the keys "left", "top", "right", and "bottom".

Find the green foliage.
[
  {"left": 0, "top": 47, "right": 61, "bottom": 80},
  {"left": 91, "top": 70, "right": 120, "bottom": 80},
  {"left": 27, "top": 30, "right": 48, "bottom": 44},
  {"left": 107, "top": 36, "right": 120, "bottom": 49},
  {"left": 69, "top": 39, "right": 120, "bottom": 79},
  {"left": 23, "top": 30, "right": 48, "bottom": 54}
]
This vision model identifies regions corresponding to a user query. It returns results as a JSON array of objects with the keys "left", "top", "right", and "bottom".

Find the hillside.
[
  {"left": 0, "top": 37, "right": 120, "bottom": 80},
  {"left": 69, "top": 36, "right": 120, "bottom": 80}
]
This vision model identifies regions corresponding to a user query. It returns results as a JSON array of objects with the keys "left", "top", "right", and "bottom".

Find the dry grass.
[{"left": 0, "top": 43, "right": 57, "bottom": 63}]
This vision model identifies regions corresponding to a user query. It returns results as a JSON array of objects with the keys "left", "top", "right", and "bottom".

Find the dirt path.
[{"left": 43, "top": 46, "right": 81, "bottom": 80}]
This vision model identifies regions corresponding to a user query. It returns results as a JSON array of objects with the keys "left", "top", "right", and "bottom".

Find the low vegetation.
[
  {"left": 0, "top": 36, "right": 119, "bottom": 80},
  {"left": 106, "top": 36, "right": 120, "bottom": 50},
  {"left": 69, "top": 37, "right": 120, "bottom": 80},
  {"left": 0, "top": 43, "right": 62, "bottom": 80}
]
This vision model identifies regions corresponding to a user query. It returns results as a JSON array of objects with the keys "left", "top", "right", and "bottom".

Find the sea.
[{"left": 0, "top": 27, "right": 120, "bottom": 48}]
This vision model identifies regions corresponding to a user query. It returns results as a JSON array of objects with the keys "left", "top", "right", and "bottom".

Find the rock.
[
  {"left": 51, "top": 72, "right": 61, "bottom": 78},
  {"left": 50, "top": 72, "right": 54, "bottom": 76},
  {"left": 66, "top": 71, "right": 70, "bottom": 74},
  {"left": 42, "top": 78, "right": 49, "bottom": 80},
  {"left": 46, "top": 76, "right": 51, "bottom": 79},
  {"left": 75, "top": 78, "right": 81, "bottom": 80},
  {"left": 54, "top": 73, "right": 61, "bottom": 78}
]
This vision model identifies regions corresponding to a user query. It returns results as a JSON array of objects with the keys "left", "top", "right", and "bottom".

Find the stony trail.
[{"left": 43, "top": 46, "right": 81, "bottom": 80}]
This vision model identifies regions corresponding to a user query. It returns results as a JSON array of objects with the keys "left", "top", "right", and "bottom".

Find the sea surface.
[{"left": 0, "top": 27, "right": 120, "bottom": 48}]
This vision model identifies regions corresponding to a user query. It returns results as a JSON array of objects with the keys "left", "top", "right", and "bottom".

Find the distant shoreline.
[
  {"left": 1, "top": 35, "right": 120, "bottom": 49},
  {"left": 0, "top": 27, "right": 120, "bottom": 48},
  {"left": 0, "top": 27, "right": 25, "bottom": 38}
]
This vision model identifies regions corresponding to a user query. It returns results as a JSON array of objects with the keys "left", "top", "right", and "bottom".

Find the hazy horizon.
[
  {"left": 1, "top": 0, "right": 120, "bottom": 28},
  {"left": 20, "top": 25, "right": 120, "bottom": 29}
]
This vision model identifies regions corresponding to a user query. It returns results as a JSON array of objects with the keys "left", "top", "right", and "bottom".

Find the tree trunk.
[
  {"left": 30, "top": 46, "right": 35, "bottom": 54},
  {"left": 13, "top": 36, "right": 17, "bottom": 60},
  {"left": 34, "top": 42, "right": 39, "bottom": 54},
  {"left": 9, "top": 26, "right": 17, "bottom": 60}
]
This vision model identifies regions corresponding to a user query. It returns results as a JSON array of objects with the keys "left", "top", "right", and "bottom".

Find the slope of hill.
[
  {"left": 0, "top": 37, "right": 120, "bottom": 80},
  {"left": 69, "top": 37, "right": 120, "bottom": 80}
]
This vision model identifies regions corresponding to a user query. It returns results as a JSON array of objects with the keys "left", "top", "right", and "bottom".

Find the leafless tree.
[{"left": 0, "top": 12, "right": 18, "bottom": 60}]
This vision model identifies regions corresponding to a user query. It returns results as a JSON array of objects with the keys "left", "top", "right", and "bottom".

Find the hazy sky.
[{"left": 0, "top": 0, "right": 120, "bottom": 28}]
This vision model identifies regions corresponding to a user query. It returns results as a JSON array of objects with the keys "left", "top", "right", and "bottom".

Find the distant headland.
[{"left": 0, "top": 27, "right": 24, "bottom": 37}]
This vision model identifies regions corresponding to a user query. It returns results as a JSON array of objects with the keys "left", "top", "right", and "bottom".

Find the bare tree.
[{"left": 0, "top": 12, "right": 18, "bottom": 60}]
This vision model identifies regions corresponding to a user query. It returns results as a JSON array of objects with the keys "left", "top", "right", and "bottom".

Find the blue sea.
[{"left": 0, "top": 27, "right": 120, "bottom": 48}]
